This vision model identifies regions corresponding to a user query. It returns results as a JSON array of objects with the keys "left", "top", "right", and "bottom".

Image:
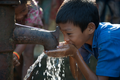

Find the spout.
[
  {"left": 51, "top": 26, "right": 59, "bottom": 42},
  {"left": 13, "top": 23, "right": 59, "bottom": 50}
]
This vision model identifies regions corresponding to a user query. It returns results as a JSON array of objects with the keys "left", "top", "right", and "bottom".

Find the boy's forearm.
[
  {"left": 73, "top": 50, "right": 98, "bottom": 80},
  {"left": 69, "top": 56, "right": 83, "bottom": 80},
  {"left": 70, "top": 50, "right": 108, "bottom": 80},
  {"left": 69, "top": 56, "right": 77, "bottom": 79}
]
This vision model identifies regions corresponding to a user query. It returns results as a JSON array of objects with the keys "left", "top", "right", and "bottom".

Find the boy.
[{"left": 45, "top": 0, "right": 120, "bottom": 80}]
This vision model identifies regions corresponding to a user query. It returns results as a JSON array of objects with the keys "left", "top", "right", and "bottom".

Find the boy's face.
[{"left": 59, "top": 22, "right": 93, "bottom": 49}]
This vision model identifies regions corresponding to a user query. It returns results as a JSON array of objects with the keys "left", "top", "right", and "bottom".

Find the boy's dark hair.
[{"left": 56, "top": 0, "right": 99, "bottom": 32}]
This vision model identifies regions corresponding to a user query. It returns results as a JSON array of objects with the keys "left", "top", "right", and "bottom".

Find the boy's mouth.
[{"left": 68, "top": 42, "right": 77, "bottom": 48}]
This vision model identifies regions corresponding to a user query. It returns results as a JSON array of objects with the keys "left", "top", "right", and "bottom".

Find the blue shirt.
[{"left": 79, "top": 22, "right": 120, "bottom": 77}]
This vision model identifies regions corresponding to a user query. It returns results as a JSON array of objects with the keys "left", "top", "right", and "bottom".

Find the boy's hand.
[
  {"left": 13, "top": 54, "right": 20, "bottom": 67},
  {"left": 45, "top": 42, "right": 78, "bottom": 58}
]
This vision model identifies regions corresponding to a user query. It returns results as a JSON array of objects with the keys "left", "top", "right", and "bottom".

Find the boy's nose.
[{"left": 64, "top": 35, "right": 69, "bottom": 42}]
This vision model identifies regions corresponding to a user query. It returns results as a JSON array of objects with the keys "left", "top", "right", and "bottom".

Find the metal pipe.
[
  {"left": 0, "top": 0, "right": 19, "bottom": 5},
  {"left": 13, "top": 23, "right": 59, "bottom": 50},
  {"left": 0, "top": 0, "right": 59, "bottom": 80},
  {"left": 0, "top": 0, "right": 19, "bottom": 80}
]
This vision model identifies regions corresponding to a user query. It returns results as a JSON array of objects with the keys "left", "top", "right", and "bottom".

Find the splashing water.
[
  {"left": 24, "top": 52, "right": 45, "bottom": 80},
  {"left": 23, "top": 52, "right": 65, "bottom": 80},
  {"left": 43, "top": 57, "right": 63, "bottom": 80}
]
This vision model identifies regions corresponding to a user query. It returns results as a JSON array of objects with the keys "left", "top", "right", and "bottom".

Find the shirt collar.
[{"left": 92, "top": 25, "right": 99, "bottom": 48}]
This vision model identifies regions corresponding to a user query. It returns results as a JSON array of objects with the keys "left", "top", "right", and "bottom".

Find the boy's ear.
[{"left": 87, "top": 22, "right": 96, "bottom": 34}]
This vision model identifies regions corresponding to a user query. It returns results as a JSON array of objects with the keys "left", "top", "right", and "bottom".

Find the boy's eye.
[{"left": 67, "top": 33, "right": 71, "bottom": 35}]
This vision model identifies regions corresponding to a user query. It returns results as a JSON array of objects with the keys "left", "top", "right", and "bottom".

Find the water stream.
[
  {"left": 24, "top": 52, "right": 45, "bottom": 80},
  {"left": 44, "top": 57, "right": 63, "bottom": 80},
  {"left": 24, "top": 52, "right": 65, "bottom": 80}
]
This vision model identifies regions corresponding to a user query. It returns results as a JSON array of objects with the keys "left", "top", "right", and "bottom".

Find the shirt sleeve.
[
  {"left": 78, "top": 46, "right": 91, "bottom": 64},
  {"left": 96, "top": 31, "right": 120, "bottom": 77}
]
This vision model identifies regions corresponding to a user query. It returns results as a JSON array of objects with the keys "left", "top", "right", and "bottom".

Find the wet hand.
[
  {"left": 13, "top": 54, "right": 20, "bottom": 67},
  {"left": 45, "top": 42, "right": 78, "bottom": 58}
]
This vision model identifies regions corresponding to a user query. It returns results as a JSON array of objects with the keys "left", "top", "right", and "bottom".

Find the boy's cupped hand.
[{"left": 45, "top": 41, "right": 78, "bottom": 58}]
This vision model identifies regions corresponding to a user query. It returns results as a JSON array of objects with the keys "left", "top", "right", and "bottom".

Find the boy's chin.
[
  {"left": 75, "top": 45, "right": 81, "bottom": 49},
  {"left": 72, "top": 44, "right": 79, "bottom": 49}
]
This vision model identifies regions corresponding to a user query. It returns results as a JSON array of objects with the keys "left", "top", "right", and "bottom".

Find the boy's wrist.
[{"left": 73, "top": 50, "right": 83, "bottom": 60}]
